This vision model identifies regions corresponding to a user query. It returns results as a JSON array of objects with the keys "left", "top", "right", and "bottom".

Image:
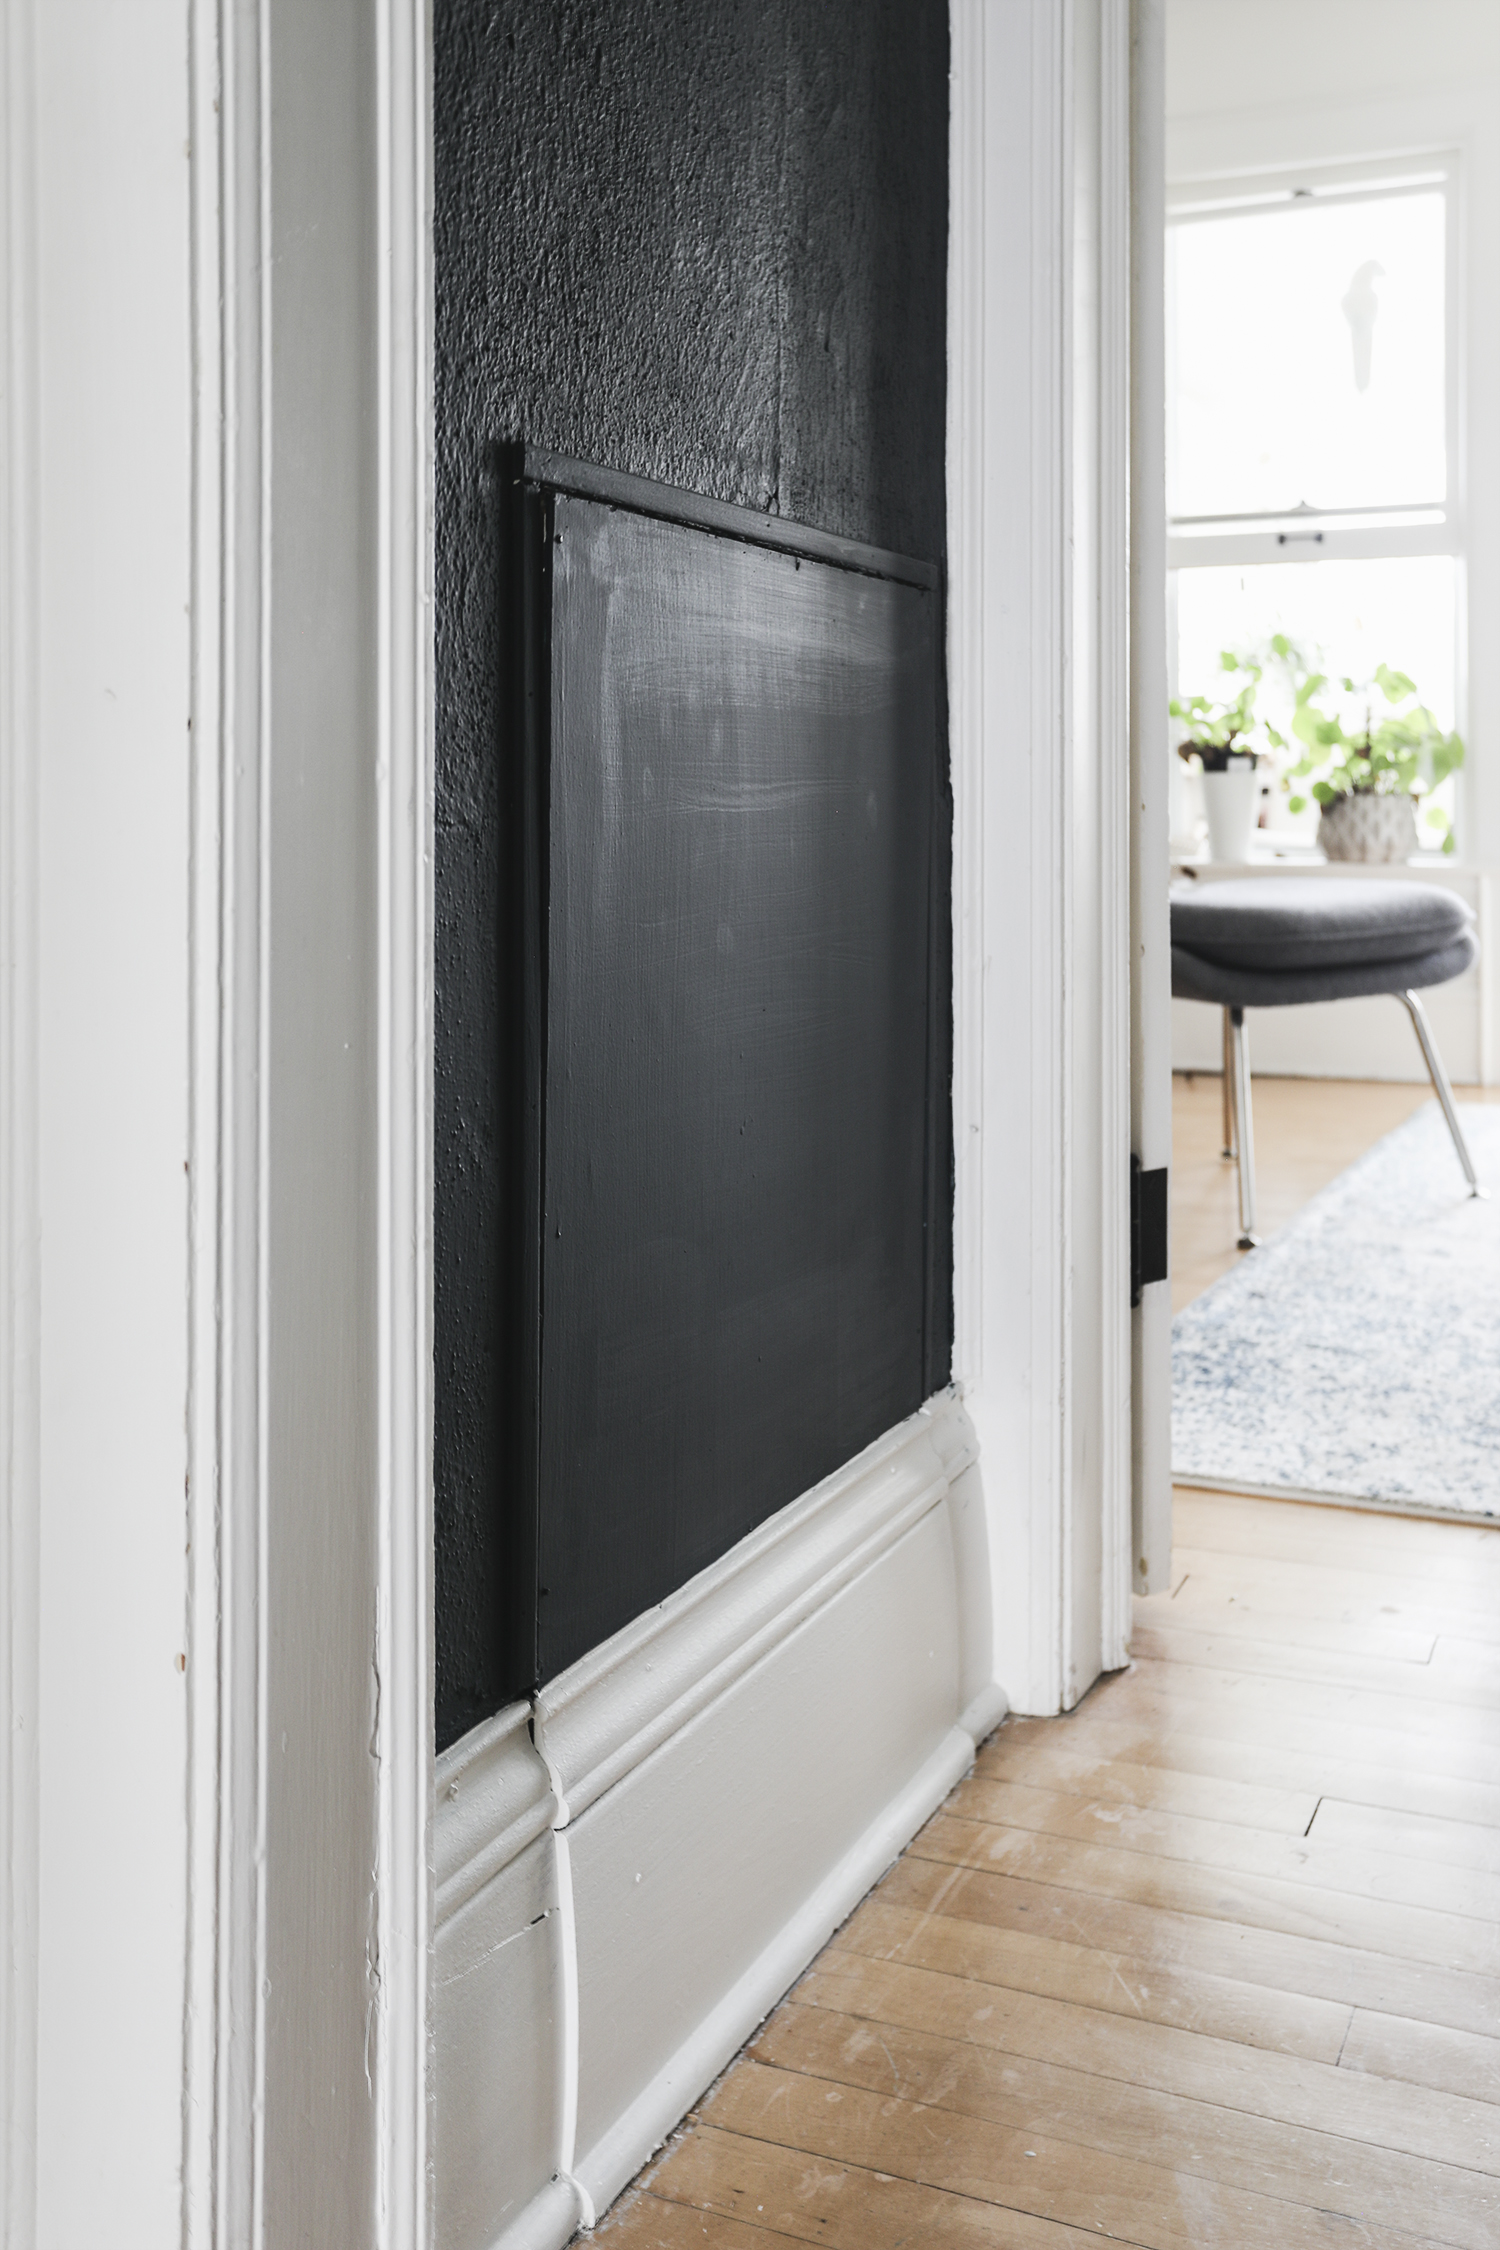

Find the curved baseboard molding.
[
  {"left": 488, "top": 2175, "right": 592, "bottom": 2250},
  {"left": 433, "top": 1389, "right": 1003, "bottom": 2250}
]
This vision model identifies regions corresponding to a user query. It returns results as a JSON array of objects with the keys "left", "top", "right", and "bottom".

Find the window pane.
[
  {"left": 1175, "top": 556, "right": 1460, "bottom": 845},
  {"left": 1170, "top": 191, "right": 1446, "bottom": 519}
]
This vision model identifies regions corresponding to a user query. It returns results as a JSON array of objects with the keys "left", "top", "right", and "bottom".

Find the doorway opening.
[{"left": 1159, "top": 0, "right": 1500, "bottom": 1527}]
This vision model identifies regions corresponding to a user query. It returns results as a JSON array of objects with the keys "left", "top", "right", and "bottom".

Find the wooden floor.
[{"left": 599, "top": 1077, "right": 1500, "bottom": 2250}]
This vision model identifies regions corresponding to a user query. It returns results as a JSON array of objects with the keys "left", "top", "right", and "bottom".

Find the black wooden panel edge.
[
  {"left": 922, "top": 580, "right": 954, "bottom": 1395},
  {"left": 522, "top": 446, "right": 940, "bottom": 590},
  {"left": 502, "top": 468, "right": 550, "bottom": 1696}
]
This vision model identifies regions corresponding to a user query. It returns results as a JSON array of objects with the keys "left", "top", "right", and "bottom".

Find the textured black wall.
[{"left": 434, "top": 0, "right": 949, "bottom": 1747}]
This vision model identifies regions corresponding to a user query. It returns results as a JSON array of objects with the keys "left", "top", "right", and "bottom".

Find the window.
[{"left": 1167, "top": 157, "right": 1462, "bottom": 852}]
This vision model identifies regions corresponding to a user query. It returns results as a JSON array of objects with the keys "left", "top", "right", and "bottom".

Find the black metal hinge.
[{"left": 1130, "top": 1158, "right": 1169, "bottom": 1308}]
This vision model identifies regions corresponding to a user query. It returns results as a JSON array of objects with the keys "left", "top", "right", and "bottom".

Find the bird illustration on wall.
[{"left": 1341, "top": 260, "right": 1384, "bottom": 392}]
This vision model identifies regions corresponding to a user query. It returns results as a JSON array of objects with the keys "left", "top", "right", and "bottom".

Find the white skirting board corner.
[
  {"left": 573, "top": 1720, "right": 981, "bottom": 2218},
  {"left": 958, "top": 1679, "right": 1009, "bottom": 1751}
]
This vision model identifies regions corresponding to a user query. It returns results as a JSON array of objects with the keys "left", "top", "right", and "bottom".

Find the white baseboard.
[
  {"left": 432, "top": 1389, "right": 1002, "bottom": 2250},
  {"left": 573, "top": 1718, "right": 981, "bottom": 2217},
  {"left": 489, "top": 2177, "right": 591, "bottom": 2250}
]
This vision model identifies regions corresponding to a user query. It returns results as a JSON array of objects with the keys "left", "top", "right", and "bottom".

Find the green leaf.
[{"left": 1375, "top": 663, "right": 1418, "bottom": 704}]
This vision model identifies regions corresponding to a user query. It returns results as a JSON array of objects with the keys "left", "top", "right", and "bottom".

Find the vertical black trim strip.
[
  {"left": 502, "top": 453, "right": 550, "bottom": 1693},
  {"left": 922, "top": 576, "right": 954, "bottom": 1396}
]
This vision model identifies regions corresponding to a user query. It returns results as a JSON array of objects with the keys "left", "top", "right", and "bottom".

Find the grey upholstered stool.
[{"left": 1171, "top": 876, "right": 1484, "bottom": 1248}]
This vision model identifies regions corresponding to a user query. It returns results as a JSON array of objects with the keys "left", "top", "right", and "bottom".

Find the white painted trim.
[
  {"left": 533, "top": 1394, "right": 977, "bottom": 1829},
  {"left": 373, "top": 0, "right": 434, "bottom": 2241},
  {"left": 1129, "top": 0, "right": 1173, "bottom": 1597},
  {"left": 949, "top": 0, "right": 1135, "bottom": 1711},
  {"left": 0, "top": 0, "right": 39, "bottom": 2234},
  {"left": 435, "top": 1392, "right": 981, "bottom": 1915},
  {"left": 183, "top": 0, "right": 269, "bottom": 2233},
  {"left": 572, "top": 1718, "right": 978, "bottom": 2219},
  {"left": 184, "top": 1, "right": 434, "bottom": 2237},
  {"left": 1094, "top": 0, "right": 1136, "bottom": 1672},
  {"left": 949, "top": 0, "right": 1063, "bottom": 1721},
  {"left": 435, "top": 1704, "right": 557, "bottom": 1915},
  {"left": 432, "top": 1391, "right": 1000, "bottom": 2250}
]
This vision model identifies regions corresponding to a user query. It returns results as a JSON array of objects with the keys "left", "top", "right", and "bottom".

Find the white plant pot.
[
  {"left": 1201, "top": 764, "right": 1259, "bottom": 864},
  {"left": 1317, "top": 790, "right": 1418, "bottom": 864}
]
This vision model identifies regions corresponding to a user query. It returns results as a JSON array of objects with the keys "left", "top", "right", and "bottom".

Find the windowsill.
[{"left": 1171, "top": 839, "right": 1473, "bottom": 879}]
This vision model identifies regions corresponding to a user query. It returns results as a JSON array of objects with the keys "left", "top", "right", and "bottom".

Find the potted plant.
[
  {"left": 1171, "top": 654, "right": 1264, "bottom": 863},
  {"left": 1275, "top": 661, "right": 1465, "bottom": 862}
]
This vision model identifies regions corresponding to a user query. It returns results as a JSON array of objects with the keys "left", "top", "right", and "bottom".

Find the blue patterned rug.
[{"left": 1172, "top": 1101, "right": 1500, "bottom": 1521}]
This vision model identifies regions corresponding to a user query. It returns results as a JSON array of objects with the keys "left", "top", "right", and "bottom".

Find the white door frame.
[
  {"left": 181, "top": 0, "right": 432, "bottom": 2240},
  {"left": 949, "top": 0, "right": 1137, "bottom": 1714},
  {"left": 1130, "top": 0, "right": 1174, "bottom": 1596}
]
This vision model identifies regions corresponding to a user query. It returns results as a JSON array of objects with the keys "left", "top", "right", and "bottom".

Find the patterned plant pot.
[{"left": 1318, "top": 790, "right": 1418, "bottom": 864}]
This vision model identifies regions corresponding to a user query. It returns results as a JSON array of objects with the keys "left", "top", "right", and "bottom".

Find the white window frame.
[
  {"left": 1166, "top": 151, "right": 1463, "bottom": 569},
  {"left": 1166, "top": 150, "right": 1467, "bottom": 856}
]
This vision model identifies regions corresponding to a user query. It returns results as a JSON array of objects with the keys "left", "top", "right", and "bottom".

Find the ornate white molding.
[{"left": 435, "top": 1705, "right": 556, "bottom": 1926}]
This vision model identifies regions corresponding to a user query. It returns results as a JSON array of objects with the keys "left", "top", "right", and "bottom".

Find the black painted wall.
[{"left": 434, "top": 0, "right": 949, "bottom": 1748}]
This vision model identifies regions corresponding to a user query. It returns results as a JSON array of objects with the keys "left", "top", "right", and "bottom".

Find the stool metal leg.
[
  {"left": 1399, "top": 989, "right": 1488, "bottom": 1199},
  {"left": 1221, "top": 1005, "right": 1237, "bottom": 1159},
  {"left": 1228, "top": 1006, "right": 1261, "bottom": 1248}
]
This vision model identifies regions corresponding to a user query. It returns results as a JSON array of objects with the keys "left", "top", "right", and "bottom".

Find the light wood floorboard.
[{"left": 600, "top": 1083, "right": 1500, "bottom": 2248}]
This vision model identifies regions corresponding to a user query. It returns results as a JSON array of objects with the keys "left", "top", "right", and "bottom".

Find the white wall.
[
  {"left": 7, "top": 0, "right": 415, "bottom": 2240},
  {"left": 1167, "top": 0, "right": 1500, "bottom": 113},
  {"left": 26, "top": 3, "right": 192, "bottom": 2240},
  {"left": 1166, "top": 0, "right": 1500, "bottom": 1084}
]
